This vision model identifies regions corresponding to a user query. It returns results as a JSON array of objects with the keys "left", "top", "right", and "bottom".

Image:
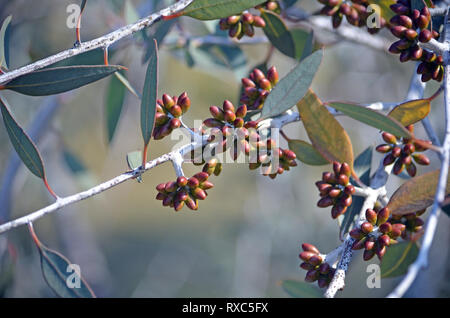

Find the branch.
[
  {"left": 0, "top": 0, "right": 194, "bottom": 85},
  {"left": 387, "top": 8, "right": 450, "bottom": 298}
]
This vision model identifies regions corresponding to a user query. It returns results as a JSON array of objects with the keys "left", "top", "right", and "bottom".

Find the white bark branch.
[{"left": 0, "top": 0, "right": 194, "bottom": 85}]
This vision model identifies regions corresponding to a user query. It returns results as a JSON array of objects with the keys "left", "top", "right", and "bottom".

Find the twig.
[{"left": 0, "top": 0, "right": 193, "bottom": 85}]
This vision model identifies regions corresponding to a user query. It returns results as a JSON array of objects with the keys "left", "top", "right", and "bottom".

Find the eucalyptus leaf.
[
  {"left": 0, "top": 98, "right": 46, "bottom": 179},
  {"left": 381, "top": 242, "right": 419, "bottom": 278},
  {"left": 140, "top": 39, "right": 158, "bottom": 147},
  {"left": 288, "top": 139, "right": 329, "bottom": 166},
  {"left": 38, "top": 243, "right": 95, "bottom": 297},
  {"left": 4, "top": 65, "right": 122, "bottom": 96},
  {"left": 105, "top": 72, "right": 127, "bottom": 143},
  {"left": 327, "top": 102, "right": 411, "bottom": 138},
  {"left": 183, "top": 0, "right": 266, "bottom": 20},
  {"left": 261, "top": 49, "right": 323, "bottom": 119},
  {"left": 0, "top": 15, "right": 12, "bottom": 70}
]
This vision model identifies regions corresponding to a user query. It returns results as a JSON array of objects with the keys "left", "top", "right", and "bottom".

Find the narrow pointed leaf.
[
  {"left": 140, "top": 39, "right": 158, "bottom": 146},
  {"left": 261, "top": 49, "right": 323, "bottom": 119},
  {"left": 0, "top": 15, "right": 12, "bottom": 70},
  {"left": 297, "top": 89, "right": 354, "bottom": 171},
  {"left": 388, "top": 99, "right": 431, "bottom": 126},
  {"left": 183, "top": 0, "right": 266, "bottom": 20},
  {"left": 105, "top": 72, "right": 127, "bottom": 143},
  {"left": 115, "top": 72, "right": 140, "bottom": 98},
  {"left": 3, "top": 65, "right": 122, "bottom": 96},
  {"left": 288, "top": 139, "right": 329, "bottom": 165},
  {"left": 0, "top": 98, "right": 45, "bottom": 179},
  {"left": 261, "top": 10, "right": 295, "bottom": 57},
  {"left": 327, "top": 102, "right": 411, "bottom": 138},
  {"left": 388, "top": 169, "right": 450, "bottom": 216},
  {"left": 381, "top": 242, "right": 419, "bottom": 278},
  {"left": 281, "top": 280, "right": 323, "bottom": 298},
  {"left": 38, "top": 244, "right": 95, "bottom": 297}
]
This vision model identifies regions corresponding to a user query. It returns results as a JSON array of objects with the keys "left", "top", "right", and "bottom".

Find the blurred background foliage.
[{"left": 0, "top": 0, "right": 448, "bottom": 297}]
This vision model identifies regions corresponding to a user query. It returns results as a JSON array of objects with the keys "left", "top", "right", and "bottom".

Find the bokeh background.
[{"left": 0, "top": 0, "right": 448, "bottom": 297}]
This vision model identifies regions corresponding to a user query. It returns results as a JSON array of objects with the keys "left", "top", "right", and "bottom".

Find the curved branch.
[{"left": 0, "top": 0, "right": 193, "bottom": 85}]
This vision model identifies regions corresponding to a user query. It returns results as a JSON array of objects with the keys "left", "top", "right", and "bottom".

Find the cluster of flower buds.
[
  {"left": 390, "top": 209, "right": 426, "bottom": 241},
  {"left": 202, "top": 158, "right": 223, "bottom": 176},
  {"left": 315, "top": 162, "right": 355, "bottom": 219},
  {"left": 203, "top": 100, "right": 251, "bottom": 160},
  {"left": 299, "top": 244, "right": 335, "bottom": 288},
  {"left": 219, "top": 12, "right": 266, "bottom": 39},
  {"left": 376, "top": 125, "right": 430, "bottom": 177},
  {"left": 155, "top": 173, "right": 213, "bottom": 211},
  {"left": 154, "top": 92, "right": 191, "bottom": 140},
  {"left": 240, "top": 66, "right": 279, "bottom": 110},
  {"left": 350, "top": 207, "right": 405, "bottom": 261},
  {"left": 389, "top": 1, "right": 443, "bottom": 82},
  {"left": 318, "top": 0, "right": 386, "bottom": 33},
  {"left": 248, "top": 139, "right": 297, "bottom": 179},
  {"left": 219, "top": 1, "right": 282, "bottom": 40}
]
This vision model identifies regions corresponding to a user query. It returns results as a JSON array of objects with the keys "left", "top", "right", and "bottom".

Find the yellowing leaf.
[
  {"left": 297, "top": 90, "right": 354, "bottom": 171},
  {"left": 367, "top": 0, "right": 396, "bottom": 21},
  {"left": 388, "top": 99, "right": 431, "bottom": 126},
  {"left": 388, "top": 169, "right": 450, "bottom": 216}
]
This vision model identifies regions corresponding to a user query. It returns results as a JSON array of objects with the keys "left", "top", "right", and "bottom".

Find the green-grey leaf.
[
  {"left": 141, "top": 39, "right": 158, "bottom": 146},
  {"left": 115, "top": 72, "right": 140, "bottom": 99},
  {"left": 39, "top": 244, "right": 95, "bottom": 298},
  {"left": 0, "top": 15, "right": 12, "bottom": 70},
  {"left": 353, "top": 146, "right": 373, "bottom": 178},
  {"left": 143, "top": 19, "right": 175, "bottom": 63},
  {"left": 261, "top": 10, "right": 295, "bottom": 57},
  {"left": 105, "top": 72, "right": 127, "bottom": 143},
  {"left": 126, "top": 150, "right": 143, "bottom": 182},
  {"left": 261, "top": 49, "right": 323, "bottom": 119},
  {"left": 327, "top": 102, "right": 411, "bottom": 138},
  {"left": 291, "top": 29, "right": 314, "bottom": 61},
  {"left": 339, "top": 147, "right": 372, "bottom": 238},
  {"left": 4, "top": 65, "right": 122, "bottom": 96},
  {"left": 183, "top": 0, "right": 266, "bottom": 20},
  {"left": 381, "top": 242, "right": 419, "bottom": 278},
  {"left": 0, "top": 98, "right": 45, "bottom": 179},
  {"left": 288, "top": 139, "right": 328, "bottom": 165},
  {"left": 281, "top": 279, "right": 323, "bottom": 298},
  {"left": 47, "top": 49, "right": 105, "bottom": 68}
]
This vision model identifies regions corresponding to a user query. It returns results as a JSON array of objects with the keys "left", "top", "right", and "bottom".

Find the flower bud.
[
  {"left": 319, "top": 263, "right": 330, "bottom": 275},
  {"left": 365, "top": 238, "right": 375, "bottom": 251},
  {"left": 192, "top": 187, "right": 207, "bottom": 200},
  {"left": 377, "top": 208, "right": 390, "bottom": 225},
  {"left": 413, "top": 154, "right": 430, "bottom": 165},
  {"left": 302, "top": 243, "right": 320, "bottom": 254},
  {"left": 305, "top": 269, "right": 320, "bottom": 282},
  {"left": 352, "top": 237, "right": 367, "bottom": 250},
  {"left": 366, "top": 209, "right": 378, "bottom": 225},
  {"left": 235, "top": 105, "right": 247, "bottom": 118},
  {"left": 308, "top": 255, "right": 323, "bottom": 267},
  {"left": 300, "top": 262, "right": 314, "bottom": 271},
  {"left": 223, "top": 100, "right": 235, "bottom": 113},
  {"left": 299, "top": 251, "right": 316, "bottom": 262},
  {"left": 253, "top": 16, "right": 266, "bottom": 28},
  {"left": 267, "top": 66, "right": 279, "bottom": 85},
  {"left": 419, "top": 29, "right": 432, "bottom": 43},
  {"left": 224, "top": 110, "right": 236, "bottom": 123},
  {"left": 187, "top": 177, "right": 199, "bottom": 189},
  {"left": 203, "top": 118, "right": 223, "bottom": 128},
  {"left": 338, "top": 174, "right": 349, "bottom": 186},
  {"left": 317, "top": 196, "right": 334, "bottom": 208},
  {"left": 361, "top": 222, "right": 373, "bottom": 234},
  {"left": 165, "top": 181, "right": 177, "bottom": 193},
  {"left": 382, "top": 132, "right": 397, "bottom": 144},
  {"left": 185, "top": 196, "right": 198, "bottom": 210},
  {"left": 177, "top": 176, "right": 188, "bottom": 187},
  {"left": 363, "top": 249, "right": 376, "bottom": 261},
  {"left": 242, "top": 12, "right": 254, "bottom": 24},
  {"left": 162, "top": 94, "right": 175, "bottom": 109},
  {"left": 227, "top": 15, "right": 240, "bottom": 25},
  {"left": 344, "top": 185, "right": 355, "bottom": 195},
  {"left": 383, "top": 154, "right": 396, "bottom": 166},
  {"left": 174, "top": 199, "right": 184, "bottom": 211}
]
